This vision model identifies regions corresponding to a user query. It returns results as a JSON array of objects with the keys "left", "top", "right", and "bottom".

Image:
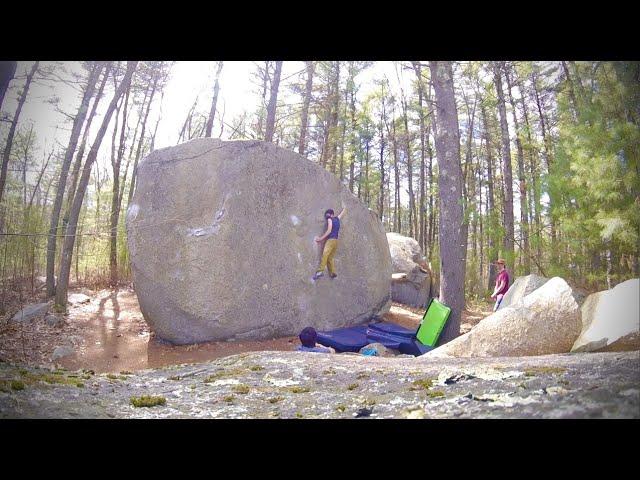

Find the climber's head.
[
  {"left": 299, "top": 327, "right": 318, "bottom": 348},
  {"left": 324, "top": 209, "right": 335, "bottom": 219}
]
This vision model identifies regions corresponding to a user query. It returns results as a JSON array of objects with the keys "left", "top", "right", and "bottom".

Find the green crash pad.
[{"left": 416, "top": 299, "right": 451, "bottom": 347}]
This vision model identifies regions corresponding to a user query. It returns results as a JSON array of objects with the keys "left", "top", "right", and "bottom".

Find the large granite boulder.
[
  {"left": 571, "top": 278, "right": 639, "bottom": 353},
  {"left": 11, "top": 302, "right": 50, "bottom": 323},
  {"left": 498, "top": 274, "right": 549, "bottom": 310},
  {"left": 426, "top": 277, "right": 583, "bottom": 357},
  {"left": 386, "top": 232, "right": 431, "bottom": 308},
  {"left": 126, "top": 139, "right": 392, "bottom": 344}
]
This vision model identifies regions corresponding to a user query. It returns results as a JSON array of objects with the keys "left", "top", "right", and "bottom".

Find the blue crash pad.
[
  {"left": 316, "top": 325, "right": 369, "bottom": 352},
  {"left": 316, "top": 322, "right": 434, "bottom": 356},
  {"left": 367, "top": 321, "right": 416, "bottom": 338}
]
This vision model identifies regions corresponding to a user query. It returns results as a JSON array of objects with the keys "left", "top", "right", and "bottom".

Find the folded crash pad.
[
  {"left": 316, "top": 325, "right": 369, "bottom": 352},
  {"left": 416, "top": 298, "right": 451, "bottom": 347}
]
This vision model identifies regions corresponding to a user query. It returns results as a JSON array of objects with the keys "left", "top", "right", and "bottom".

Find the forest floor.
[{"left": 0, "top": 285, "right": 493, "bottom": 374}]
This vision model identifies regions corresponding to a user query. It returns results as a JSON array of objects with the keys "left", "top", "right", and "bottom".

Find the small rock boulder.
[
  {"left": 386, "top": 232, "right": 431, "bottom": 308},
  {"left": 45, "top": 314, "right": 65, "bottom": 327},
  {"left": 426, "top": 277, "right": 583, "bottom": 357},
  {"left": 51, "top": 346, "right": 76, "bottom": 361},
  {"left": 68, "top": 293, "right": 91, "bottom": 305},
  {"left": 571, "top": 278, "right": 639, "bottom": 353},
  {"left": 498, "top": 274, "right": 549, "bottom": 310},
  {"left": 11, "top": 302, "right": 50, "bottom": 323}
]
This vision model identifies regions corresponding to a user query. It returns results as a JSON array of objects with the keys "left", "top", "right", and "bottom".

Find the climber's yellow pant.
[{"left": 317, "top": 239, "right": 338, "bottom": 275}]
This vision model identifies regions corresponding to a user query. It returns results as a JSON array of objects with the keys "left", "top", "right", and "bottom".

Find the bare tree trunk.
[
  {"left": 517, "top": 72, "right": 543, "bottom": 269},
  {"left": 412, "top": 62, "right": 427, "bottom": 251},
  {"left": 392, "top": 115, "right": 401, "bottom": 233},
  {"left": 339, "top": 89, "right": 348, "bottom": 182},
  {"left": 298, "top": 61, "right": 314, "bottom": 156},
  {"left": 204, "top": 62, "right": 224, "bottom": 138},
  {"left": 427, "top": 121, "right": 435, "bottom": 255},
  {"left": 480, "top": 100, "right": 498, "bottom": 292},
  {"left": 264, "top": 61, "right": 283, "bottom": 142},
  {"left": 505, "top": 64, "right": 530, "bottom": 274},
  {"left": 532, "top": 69, "right": 557, "bottom": 264},
  {"left": 378, "top": 83, "right": 387, "bottom": 220},
  {"left": 0, "top": 61, "right": 39, "bottom": 225},
  {"left": 400, "top": 89, "right": 416, "bottom": 238},
  {"left": 127, "top": 66, "right": 160, "bottom": 208},
  {"left": 0, "top": 61, "right": 17, "bottom": 110},
  {"left": 63, "top": 63, "right": 111, "bottom": 231},
  {"left": 493, "top": 62, "right": 515, "bottom": 264},
  {"left": 329, "top": 62, "right": 340, "bottom": 174},
  {"left": 55, "top": 61, "right": 137, "bottom": 309},
  {"left": 430, "top": 61, "right": 464, "bottom": 344},
  {"left": 45, "top": 62, "right": 102, "bottom": 296},
  {"left": 348, "top": 71, "right": 357, "bottom": 193},
  {"left": 29, "top": 150, "right": 52, "bottom": 210},
  {"left": 110, "top": 75, "right": 133, "bottom": 286}
]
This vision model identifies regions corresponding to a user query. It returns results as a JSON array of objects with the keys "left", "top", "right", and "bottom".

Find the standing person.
[
  {"left": 312, "top": 206, "right": 346, "bottom": 280},
  {"left": 491, "top": 259, "right": 510, "bottom": 311}
]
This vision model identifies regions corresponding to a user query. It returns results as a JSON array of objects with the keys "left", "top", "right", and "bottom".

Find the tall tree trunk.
[
  {"left": 0, "top": 61, "right": 39, "bottom": 224},
  {"left": 110, "top": 74, "right": 133, "bottom": 286},
  {"left": 427, "top": 122, "right": 435, "bottom": 255},
  {"left": 481, "top": 102, "right": 498, "bottom": 291},
  {"left": 378, "top": 84, "right": 386, "bottom": 220},
  {"left": 531, "top": 69, "right": 556, "bottom": 262},
  {"left": 505, "top": 64, "right": 530, "bottom": 274},
  {"left": 298, "top": 62, "right": 314, "bottom": 156},
  {"left": 493, "top": 62, "right": 515, "bottom": 265},
  {"left": 0, "top": 61, "right": 17, "bottom": 110},
  {"left": 392, "top": 117, "right": 401, "bottom": 233},
  {"left": 364, "top": 138, "right": 370, "bottom": 205},
  {"left": 412, "top": 62, "right": 427, "bottom": 252},
  {"left": 430, "top": 61, "right": 465, "bottom": 344},
  {"left": 55, "top": 61, "right": 137, "bottom": 309},
  {"left": 329, "top": 62, "right": 341, "bottom": 174},
  {"left": 204, "top": 62, "right": 223, "bottom": 138},
  {"left": 348, "top": 69, "right": 357, "bottom": 192},
  {"left": 45, "top": 62, "right": 102, "bottom": 296},
  {"left": 517, "top": 71, "right": 543, "bottom": 268},
  {"left": 63, "top": 63, "right": 111, "bottom": 231},
  {"left": 400, "top": 91, "right": 416, "bottom": 238},
  {"left": 127, "top": 66, "right": 160, "bottom": 208},
  {"left": 264, "top": 61, "right": 283, "bottom": 142}
]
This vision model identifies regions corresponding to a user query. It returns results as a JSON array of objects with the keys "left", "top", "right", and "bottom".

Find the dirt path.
[{"left": 0, "top": 287, "right": 492, "bottom": 374}]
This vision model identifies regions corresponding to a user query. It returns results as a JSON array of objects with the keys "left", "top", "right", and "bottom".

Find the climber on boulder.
[{"left": 313, "top": 206, "right": 346, "bottom": 280}]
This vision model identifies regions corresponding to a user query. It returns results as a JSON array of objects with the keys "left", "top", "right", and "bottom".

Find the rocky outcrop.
[
  {"left": 51, "top": 346, "right": 76, "bottom": 361},
  {"left": 11, "top": 302, "right": 50, "bottom": 324},
  {"left": 1, "top": 350, "right": 637, "bottom": 419},
  {"left": 572, "top": 278, "right": 639, "bottom": 353},
  {"left": 427, "top": 277, "right": 583, "bottom": 357},
  {"left": 498, "top": 274, "right": 549, "bottom": 310},
  {"left": 386, "top": 233, "right": 431, "bottom": 308},
  {"left": 126, "top": 139, "right": 392, "bottom": 344}
]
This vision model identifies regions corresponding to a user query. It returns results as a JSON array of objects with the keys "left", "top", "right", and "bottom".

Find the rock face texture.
[
  {"left": 126, "top": 139, "right": 392, "bottom": 344},
  {"left": 386, "top": 233, "right": 431, "bottom": 308},
  {"left": 428, "top": 277, "right": 584, "bottom": 357},
  {"left": 498, "top": 274, "right": 549, "bottom": 310},
  {"left": 572, "top": 278, "right": 639, "bottom": 353},
  {"left": 1, "top": 351, "right": 638, "bottom": 419}
]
